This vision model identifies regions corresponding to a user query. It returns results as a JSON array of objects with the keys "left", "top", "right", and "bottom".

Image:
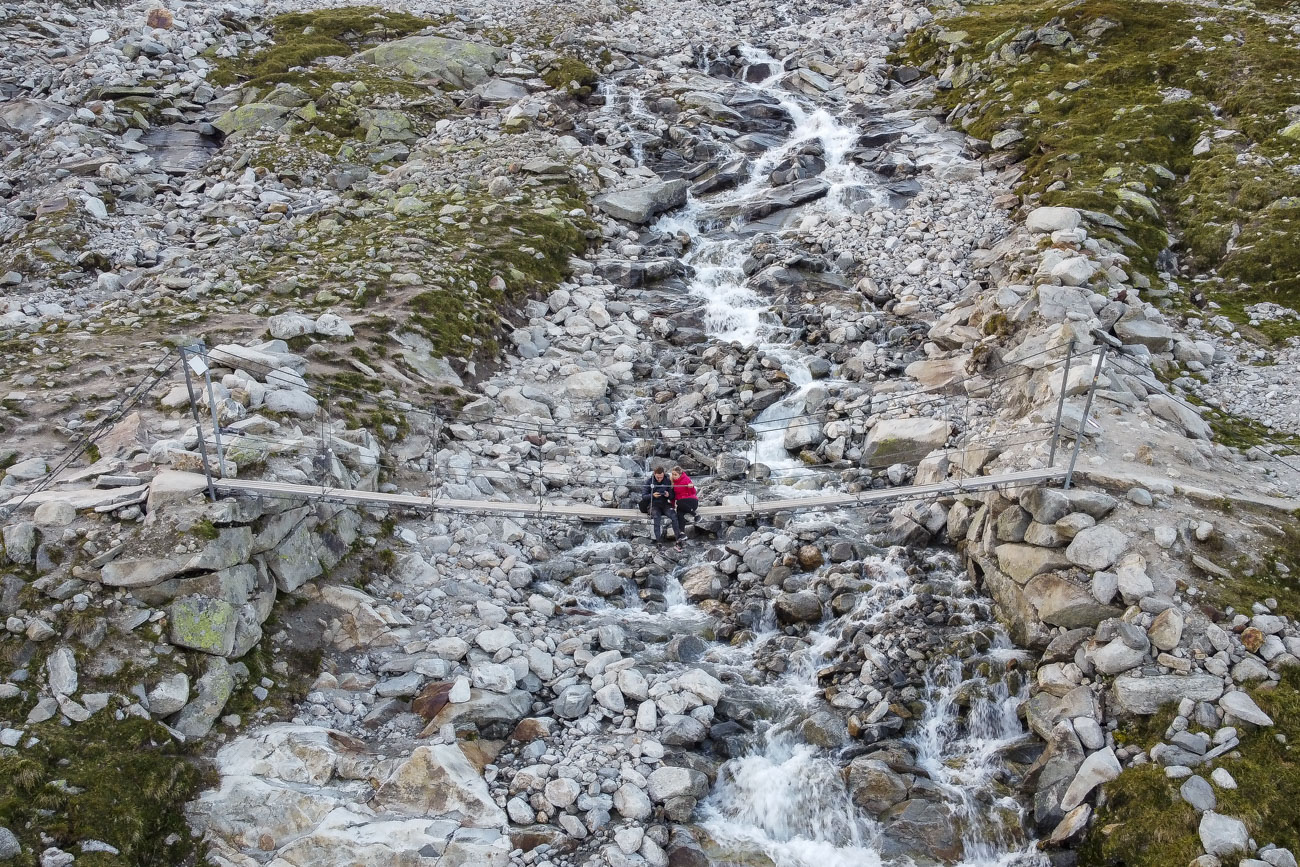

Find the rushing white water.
[
  {"left": 650, "top": 47, "right": 873, "bottom": 348},
  {"left": 750, "top": 350, "right": 816, "bottom": 476},
  {"left": 605, "top": 49, "right": 1046, "bottom": 867},
  {"left": 647, "top": 48, "right": 887, "bottom": 468},
  {"left": 693, "top": 552, "right": 1045, "bottom": 867},
  {"left": 600, "top": 76, "right": 662, "bottom": 167}
]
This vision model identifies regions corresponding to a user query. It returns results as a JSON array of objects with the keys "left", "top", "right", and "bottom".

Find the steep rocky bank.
[{"left": 3, "top": 0, "right": 1300, "bottom": 864}]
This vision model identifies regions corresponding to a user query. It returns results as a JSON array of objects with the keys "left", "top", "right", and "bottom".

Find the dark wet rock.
[
  {"left": 880, "top": 799, "right": 964, "bottom": 862},
  {"left": 775, "top": 591, "right": 822, "bottom": 624},
  {"left": 848, "top": 757, "right": 911, "bottom": 814},
  {"left": 799, "top": 709, "right": 849, "bottom": 748},
  {"left": 596, "top": 258, "right": 691, "bottom": 288}
]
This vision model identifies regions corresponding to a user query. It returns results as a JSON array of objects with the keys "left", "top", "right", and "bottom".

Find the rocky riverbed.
[{"left": 3, "top": 0, "right": 1300, "bottom": 864}]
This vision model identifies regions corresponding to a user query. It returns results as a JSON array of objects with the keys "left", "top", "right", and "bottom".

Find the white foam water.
[
  {"left": 697, "top": 552, "right": 1047, "bottom": 867},
  {"left": 650, "top": 47, "right": 873, "bottom": 349}
]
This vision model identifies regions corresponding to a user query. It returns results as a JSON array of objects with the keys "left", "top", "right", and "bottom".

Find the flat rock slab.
[
  {"left": 1112, "top": 673, "right": 1224, "bottom": 715},
  {"left": 2, "top": 485, "right": 148, "bottom": 513},
  {"left": 595, "top": 179, "right": 690, "bottom": 224}
]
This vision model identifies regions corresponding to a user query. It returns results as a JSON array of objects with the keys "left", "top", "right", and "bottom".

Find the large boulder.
[
  {"left": 147, "top": 471, "right": 209, "bottom": 512},
  {"left": 33, "top": 500, "right": 76, "bottom": 528},
  {"left": 268, "top": 312, "right": 316, "bottom": 340},
  {"left": 1112, "top": 673, "right": 1224, "bottom": 715},
  {"left": 863, "top": 418, "right": 950, "bottom": 467},
  {"left": 369, "top": 745, "right": 506, "bottom": 826},
  {"left": 1034, "top": 720, "right": 1085, "bottom": 831},
  {"left": 1026, "top": 206, "right": 1081, "bottom": 233},
  {"left": 264, "top": 388, "right": 319, "bottom": 418},
  {"left": 426, "top": 689, "right": 532, "bottom": 739},
  {"left": 5, "top": 457, "right": 48, "bottom": 480},
  {"left": 172, "top": 657, "right": 235, "bottom": 738},
  {"left": 1024, "top": 574, "right": 1120, "bottom": 629},
  {"left": 1065, "top": 525, "right": 1128, "bottom": 571},
  {"left": 563, "top": 370, "right": 609, "bottom": 400},
  {"left": 1114, "top": 318, "right": 1174, "bottom": 352},
  {"left": 1, "top": 521, "right": 37, "bottom": 565},
  {"left": 595, "top": 180, "right": 690, "bottom": 224},
  {"left": 355, "top": 36, "right": 502, "bottom": 88},
  {"left": 995, "top": 544, "right": 1071, "bottom": 583},
  {"left": 1199, "top": 812, "right": 1249, "bottom": 858},
  {"left": 1025, "top": 685, "right": 1098, "bottom": 740},
  {"left": 148, "top": 673, "right": 191, "bottom": 717},
  {"left": 847, "top": 758, "right": 911, "bottom": 814},
  {"left": 101, "top": 556, "right": 185, "bottom": 588},
  {"left": 880, "top": 799, "right": 964, "bottom": 863},
  {"left": 646, "top": 766, "right": 708, "bottom": 802},
  {"left": 1148, "top": 607, "right": 1184, "bottom": 651},
  {"left": 213, "top": 103, "right": 291, "bottom": 136},
  {"left": 1092, "top": 637, "right": 1147, "bottom": 676},
  {"left": 1021, "top": 488, "right": 1072, "bottom": 524},
  {"left": 783, "top": 419, "right": 825, "bottom": 451},
  {"left": 1061, "top": 747, "right": 1121, "bottom": 811},
  {"left": 266, "top": 522, "right": 324, "bottom": 592},
  {"left": 46, "top": 647, "right": 78, "bottom": 696},
  {"left": 0, "top": 98, "right": 74, "bottom": 133},
  {"left": 1148, "top": 393, "right": 1211, "bottom": 440},
  {"left": 170, "top": 596, "right": 240, "bottom": 656},
  {"left": 774, "top": 591, "right": 822, "bottom": 624},
  {"left": 1219, "top": 691, "right": 1273, "bottom": 726},
  {"left": 679, "top": 564, "right": 727, "bottom": 601}
]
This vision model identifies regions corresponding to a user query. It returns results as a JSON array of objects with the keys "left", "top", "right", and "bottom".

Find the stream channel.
[{"left": 584, "top": 47, "right": 1048, "bottom": 867}]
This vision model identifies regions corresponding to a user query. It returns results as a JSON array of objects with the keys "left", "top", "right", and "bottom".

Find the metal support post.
[
  {"left": 431, "top": 413, "right": 443, "bottom": 485},
  {"left": 181, "top": 345, "right": 217, "bottom": 501},
  {"left": 1065, "top": 343, "right": 1108, "bottom": 489},
  {"left": 197, "top": 340, "right": 227, "bottom": 479},
  {"left": 322, "top": 387, "right": 331, "bottom": 460},
  {"left": 1048, "top": 339, "right": 1077, "bottom": 468}
]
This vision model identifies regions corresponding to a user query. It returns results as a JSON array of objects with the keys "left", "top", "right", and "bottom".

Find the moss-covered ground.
[
  {"left": 0, "top": 713, "right": 204, "bottom": 866},
  {"left": 209, "top": 6, "right": 435, "bottom": 88},
  {"left": 1080, "top": 666, "right": 1300, "bottom": 867},
  {"left": 0, "top": 627, "right": 205, "bottom": 866},
  {"left": 1197, "top": 514, "right": 1300, "bottom": 619},
  {"left": 234, "top": 180, "right": 593, "bottom": 364},
  {"left": 898, "top": 0, "right": 1300, "bottom": 335}
]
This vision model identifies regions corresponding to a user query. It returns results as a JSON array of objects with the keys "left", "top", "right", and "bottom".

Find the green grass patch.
[
  {"left": 0, "top": 715, "right": 205, "bottom": 866},
  {"left": 1082, "top": 667, "right": 1300, "bottom": 866},
  {"left": 897, "top": 0, "right": 1300, "bottom": 322},
  {"left": 209, "top": 6, "right": 433, "bottom": 87},
  {"left": 1078, "top": 761, "right": 1203, "bottom": 867},
  {"left": 239, "top": 182, "right": 592, "bottom": 362},
  {"left": 1203, "top": 515, "right": 1300, "bottom": 618},
  {"left": 541, "top": 55, "right": 599, "bottom": 96}
]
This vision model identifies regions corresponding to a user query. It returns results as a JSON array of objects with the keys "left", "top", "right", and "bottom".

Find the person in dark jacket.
[
  {"left": 670, "top": 466, "right": 698, "bottom": 526},
  {"left": 642, "top": 465, "right": 683, "bottom": 550}
]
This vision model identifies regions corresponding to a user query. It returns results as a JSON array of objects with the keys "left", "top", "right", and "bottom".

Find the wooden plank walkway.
[{"left": 211, "top": 467, "right": 1066, "bottom": 521}]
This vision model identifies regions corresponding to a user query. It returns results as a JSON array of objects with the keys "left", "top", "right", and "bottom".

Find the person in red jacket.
[{"left": 670, "top": 466, "right": 698, "bottom": 528}]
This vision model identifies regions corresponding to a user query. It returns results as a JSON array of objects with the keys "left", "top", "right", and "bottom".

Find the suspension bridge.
[{"left": 4, "top": 337, "right": 1122, "bottom": 523}]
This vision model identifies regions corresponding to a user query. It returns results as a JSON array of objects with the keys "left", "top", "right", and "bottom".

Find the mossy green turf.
[
  {"left": 1201, "top": 516, "right": 1300, "bottom": 619},
  {"left": 237, "top": 181, "right": 592, "bottom": 362},
  {"left": 209, "top": 6, "right": 434, "bottom": 88},
  {"left": 541, "top": 55, "right": 600, "bottom": 96},
  {"left": 0, "top": 713, "right": 204, "bottom": 866},
  {"left": 899, "top": 0, "right": 1300, "bottom": 333},
  {"left": 1080, "top": 666, "right": 1300, "bottom": 867}
]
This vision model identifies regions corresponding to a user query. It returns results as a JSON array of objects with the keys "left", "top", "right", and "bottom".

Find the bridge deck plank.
[{"left": 208, "top": 467, "right": 1066, "bottom": 520}]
